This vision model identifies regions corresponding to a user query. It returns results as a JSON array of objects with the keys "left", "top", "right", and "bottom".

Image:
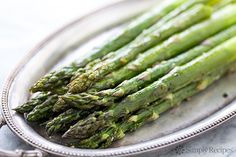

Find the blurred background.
[{"left": 0, "top": 0, "right": 236, "bottom": 157}]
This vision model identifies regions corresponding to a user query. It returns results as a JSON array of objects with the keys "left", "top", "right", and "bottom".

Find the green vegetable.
[
  {"left": 92, "top": 6, "right": 236, "bottom": 91},
  {"left": 14, "top": 92, "right": 51, "bottom": 114},
  {"left": 58, "top": 19, "right": 236, "bottom": 110},
  {"left": 53, "top": 4, "right": 215, "bottom": 112},
  {"left": 26, "top": 95, "right": 58, "bottom": 122},
  {"left": 15, "top": 84, "right": 67, "bottom": 114},
  {"left": 45, "top": 109, "right": 91, "bottom": 135},
  {"left": 30, "top": 57, "right": 103, "bottom": 93},
  {"left": 68, "top": 4, "right": 212, "bottom": 93},
  {"left": 76, "top": 66, "right": 229, "bottom": 148},
  {"left": 72, "top": 0, "right": 220, "bottom": 83},
  {"left": 30, "top": 65, "right": 77, "bottom": 93},
  {"left": 62, "top": 36, "right": 236, "bottom": 139},
  {"left": 92, "top": 23, "right": 236, "bottom": 91},
  {"left": 214, "top": 0, "right": 236, "bottom": 10},
  {"left": 30, "top": 0, "right": 187, "bottom": 93},
  {"left": 71, "top": 0, "right": 214, "bottom": 82},
  {"left": 77, "top": 0, "right": 188, "bottom": 65}
]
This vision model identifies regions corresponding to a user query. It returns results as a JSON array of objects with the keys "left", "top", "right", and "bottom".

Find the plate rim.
[{"left": 1, "top": 0, "right": 236, "bottom": 156}]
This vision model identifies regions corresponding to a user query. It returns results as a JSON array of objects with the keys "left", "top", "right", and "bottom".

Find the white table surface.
[{"left": 0, "top": 0, "right": 236, "bottom": 156}]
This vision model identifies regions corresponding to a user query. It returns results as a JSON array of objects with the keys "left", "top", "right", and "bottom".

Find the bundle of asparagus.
[
  {"left": 15, "top": 0, "right": 236, "bottom": 149},
  {"left": 67, "top": 4, "right": 213, "bottom": 94},
  {"left": 23, "top": 1, "right": 214, "bottom": 120},
  {"left": 30, "top": 0, "right": 189, "bottom": 93},
  {"left": 58, "top": 18, "right": 236, "bottom": 110},
  {"left": 54, "top": 3, "right": 214, "bottom": 112},
  {"left": 76, "top": 65, "right": 232, "bottom": 148},
  {"left": 63, "top": 36, "right": 236, "bottom": 139}
]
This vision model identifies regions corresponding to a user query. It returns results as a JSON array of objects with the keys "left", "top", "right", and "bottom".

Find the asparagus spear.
[
  {"left": 63, "top": 36, "right": 236, "bottom": 139},
  {"left": 45, "top": 109, "right": 91, "bottom": 135},
  {"left": 53, "top": 4, "right": 216, "bottom": 112},
  {"left": 14, "top": 92, "right": 51, "bottom": 114},
  {"left": 26, "top": 95, "right": 58, "bottom": 122},
  {"left": 76, "top": 66, "right": 229, "bottom": 148},
  {"left": 90, "top": 0, "right": 223, "bottom": 91},
  {"left": 136, "top": 0, "right": 219, "bottom": 35},
  {"left": 50, "top": 86, "right": 68, "bottom": 95},
  {"left": 30, "top": 56, "right": 103, "bottom": 93},
  {"left": 15, "top": 84, "right": 68, "bottom": 114},
  {"left": 68, "top": 4, "right": 212, "bottom": 93},
  {"left": 77, "top": 0, "right": 187, "bottom": 65},
  {"left": 30, "top": 0, "right": 187, "bottom": 93},
  {"left": 71, "top": 0, "right": 210, "bottom": 81},
  {"left": 91, "top": 5, "right": 236, "bottom": 91},
  {"left": 214, "top": 0, "right": 236, "bottom": 10},
  {"left": 70, "top": 0, "right": 220, "bottom": 82},
  {"left": 95, "top": 23, "right": 236, "bottom": 90},
  {"left": 58, "top": 25, "right": 236, "bottom": 109},
  {"left": 56, "top": 6, "right": 236, "bottom": 111}
]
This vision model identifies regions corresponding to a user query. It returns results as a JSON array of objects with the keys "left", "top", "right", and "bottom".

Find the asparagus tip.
[{"left": 53, "top": 98, "right": 66, "bottom": 112}]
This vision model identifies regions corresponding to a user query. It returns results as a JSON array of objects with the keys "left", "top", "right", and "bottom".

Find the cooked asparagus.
[
  {"left": 71, "top": 0, "right": 217, "bottom": 82},
  {"left": 63, "top": 36, "right": 236, "bottom": 139},
  {"left": 30, "top": 65, "right": 77, "bottom": 93},
  {"left": 92, "top": 23, "right": 236, "bottom": 92},
  {"left": 56, "top": 8, "right": 236, "bottom": 110},
  {"left": 76, "top": 66, "right": 229, "bottom": 148},
  {"left": 53, "top": 4, "right": 216, "bottom": 112},
  {"left": 30, "top": 0, "right": 187, "bottom": 93},
  {"left": 14, "top": 92, "right": 51, "bottom": 114},
  {"left": 68, "top": 4, "right": 212, "bottom": 93},
  {"left": 214, "top": 0, "right": 236, "bottom": 10},
  {"left": 92, "top": 6, "right": 236, "bottom": 91},
  {"left": 30, "top": 57, "right": 102, "bottom": 93},
  {"left": 15, "top": 84, "right": 67, "bottom": 114},
  {"left": 45, "top": 109, "right": 91, "bottom": 135},
  {"left": 59, "top": 25, "right": 236, "bottom": 109},
  {"left": 13, "top": 1, "right": 236, "bottom": 149},
  {"left": 77, "top": 0, "right": 187, "bottom": 64},
  {"left": 26, "top": 95, "right": 58, "bottom": 122}
]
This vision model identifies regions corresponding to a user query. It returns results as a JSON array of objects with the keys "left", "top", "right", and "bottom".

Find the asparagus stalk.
[
  {"left": 71, "top": 0, "right": 220, "bottom": 83},
  {"left": 63, "top": 36, "right": 236, "bottom": 139},
  {"left": 26, "top": 95, "right": 58, "bottom": 122},
  {"left": 30, "top": 56, "right": 103, "bottom": 93},
  {"left": 135, "top": 0, "right": 219, "bottom": 35},
  {"left": 56, "top": 6, "right": 236, "bottom": 111},
  {"left": 14, "top": 92, "right": 51, "bottom": 114},
  {"left": 50, "top": 86, "right": 68, "bottom": 95},
  {"left": 59, "top": 25, "right": 236, "bottom": 109},
  {"left": 92, "top": 5, "right": 236, "bottom": 91},
  {"left": 15, "top": 84, "right": 67, "bottom": 114},
  {"left": 53, "top": 4, "right": 217, "bottom": 112},
  {"left": 71, "top": 0, "right": 214, "bottom": 82},
  {"left": 77, "top": 0, "right": 187, "bottom": 64},
  {"left": 45, "top": 109, "right": 91, "bottom": 135},
  {"left": 30, "top": 0, "right": 187, "bottom": 93},
  {"left": 76, "top": 66, "right": 229, "bottom": 148},
  {"left": 214, "top": 0, "right": 236, "bottom": 10},
  {"left": 68, "top": 4, "right": 212, "bottom": 93}
]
